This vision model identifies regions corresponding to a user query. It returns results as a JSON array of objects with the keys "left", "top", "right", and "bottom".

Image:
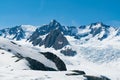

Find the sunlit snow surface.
[
  {"left": 0, "top": 70, "right": 86, "bottom": 80},
  {"left": 0, "top": 36, "right": 120, "bottom": 80}
]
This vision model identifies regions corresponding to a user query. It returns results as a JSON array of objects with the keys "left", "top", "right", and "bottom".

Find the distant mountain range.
[
  {"left": 0, "top": 20, "right": 120, "bottom": 48},
  {"left": 0, "top": 25, "right": 36, "bottom": 40},
  {"left": 0, "top": 20, "right": 120, "bottom": 58}
]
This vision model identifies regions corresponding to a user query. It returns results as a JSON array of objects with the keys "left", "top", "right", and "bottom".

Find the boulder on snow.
[
  {"left": 66, "top": 70, "right": 86, "bottom": 76},
  {"left": 25, "top": 57, "right": 56, "bottom": 71},
  {"left": 40, "top": 52, "right": 67, "bottom": 71},
  {"left": 60, "top": 48, "right": 77, "bottom": 56},
  {"left": 84, "top": 75, "right": 110, "bottom": 80}
]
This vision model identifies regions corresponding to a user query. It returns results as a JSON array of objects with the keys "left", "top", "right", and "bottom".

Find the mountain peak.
[
  {"left": 50, "top": 19, "right": 58, "bottom": 23},
  {"left": 90, "top": 22, "right": 110, "bottom": 29},
  {"left": 90, "top": 22, "right": 104, "bottom": 26},
  {"left": 49, "top": 19, "right": 61, "bottom": 27},
  {"left": 20, "top": 25, "right": 37, "bottom": 32}
]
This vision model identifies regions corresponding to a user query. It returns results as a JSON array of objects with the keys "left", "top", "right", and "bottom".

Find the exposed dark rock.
[
  {"left": 66, "top": 70, "right": 85, "bottom": 76},
  {"left": 79, "top": 25, "right": 86, "bottom": 29},
  {"left": 0, "top": 26, "right": 25, "bottom": 40},
  {"left": 28, "top": 28, "right": 41, "bottom": 42},
  {"left": 89, "top": 22, "right": 110, "bottom": 40},
  {"left": 28, "top": 19, "right": 66, "bottom": 39},
  {"left": 15, "top": 53, "right": 24, "bottom": 59},
  {"left": 1, "top": 52, "right": 5, "bottom": 54},
  {"left": 71, "top": 70, "right": 86, "bottom": 75},
  {"left": 32, "top": 38, "right": 43, "bottom": 46},
  {"left": 43, "top": 29, "right": 69, "bottom": 50},
  {"left": 7, "top": 49, "right": 12, "bottom": 52},
  {"left": 100, "top": 76, "right": 111, "bottom": 80},
  {"left": 60, "top": 49, "right": 77, "bottom": 56},
  {"left": 66, "top": 73, "right": 83, "bottom": 76},
  {"left": 15, "top": 58, "right": 22, "bottom": 62},
  {"left": 84, "top": 75, "right": 110, "bottom": 80},
  {"left": 53, "top": 30, "right": 69, "bottom": 49},
  {"left": 40, "top": 52, "right": 67, "bottom": 71},
  {"left": 11, "top": 41, "right": 17, "bottom": 45},
  {"left": 25, "top": 57, "right": 56, "bottom": 71},
  {"left": 116, "top": 29, "right": 120, "bottom": 36},
  {"left": 12, "top": 53, "right": 24, "bottom": 62},
  {"left": 75, "top": 33, "right": 89, "bottom": 39},
  {"left": 65, "top": 70, "right": 110, "bottom": 80},
  {"left": 67, "top": 26, "right": 78, "bottom": 36},
  {"left": 28, "top": 28, "right": 44, "bottom": 46},
  {"left": 43, "top": 29, "right": 60, "bottom": 48},
  {"left": 91, "top": 27, "right": 102, "bottom": 37},
  {"left": 28, "top": 20, "right": 69, "bottom": 50}
]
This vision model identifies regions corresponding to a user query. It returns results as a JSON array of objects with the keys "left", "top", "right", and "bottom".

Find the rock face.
[
  {"left": 25, "top": 57, "right": 56, "bottom": 71},
  {"left": 29, "top": 29, "right": 69, "bottom": 50},
  {"left": 28, "top": 20, "right": 69, "bottom": 50},
  {"left": 40, "top": 52, "right": 67, "bottom": 71},
  {"left": 44, "top": 29, "right": 69, "bottom": 50},
  {"left": 28, "top": 20, "right": 66, "bottom": 38},
  {"left": 84, "top": 75, "right": 110, "bottom": 80}
]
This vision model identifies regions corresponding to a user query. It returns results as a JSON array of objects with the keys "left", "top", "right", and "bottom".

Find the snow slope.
[
  {"left": 0, "top": 37, "right": 58, "bottom": 70},
  {"left": 0, "top": 70, "right": 87, "bottom": 80},
  {"left": 29, "top": 36, "right": 120, "bottom": 79},
  {"left": 0, "top": 36, "right": 120, "bottom": 80},
  {"left": 0, "top": 49, "right": 29, "bottom": 70}
]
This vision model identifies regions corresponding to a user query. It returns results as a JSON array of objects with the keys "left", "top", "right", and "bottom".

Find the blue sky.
[{"left": 0, "top": 0, "right": 120, "bottom": 28}]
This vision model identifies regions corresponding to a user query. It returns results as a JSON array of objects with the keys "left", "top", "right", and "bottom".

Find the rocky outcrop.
[
  {"left": 60, "top": 48, "right": 77, "bottom": 56},
  {"left": 66, "top": 70, "right": 86, "bottom": 76},
  {"left": 84, "top": 75, "right": 110, "bottom": 80},
  {"left": 13, "top": 52, "right": 67, "bottom": 71},
  {"left": 66, "top": 70, "right": 110, "bottom": 80},
  {"left": 25, "top": 57, "right": 56, "bottom": 71},
  {"left": 40, "top": 52, "right": 67, "bottom": 71}
]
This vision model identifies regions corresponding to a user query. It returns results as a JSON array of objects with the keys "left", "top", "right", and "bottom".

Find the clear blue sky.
[{"left": 0, "top": 0, "right": 120, "bottom": 28}]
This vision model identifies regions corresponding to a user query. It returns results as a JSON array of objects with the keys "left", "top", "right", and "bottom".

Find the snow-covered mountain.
[
  {"left": 28, "top": 20, "right": 69, "bottom": 49},
  {"left": 0, "top": 20, "right": 120, "bottom": 80},
  {"left": 1, "top": 20, "right": 120, "bottom": 42},
  {"left": 28, "top": 20, "right": 120, "bottom": 45},
  {"left": 76, "top": 22, "right": 120, "bottom": 41},
  {"left": 0, "top": 25, "right": 37, "bottom": 40}
]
